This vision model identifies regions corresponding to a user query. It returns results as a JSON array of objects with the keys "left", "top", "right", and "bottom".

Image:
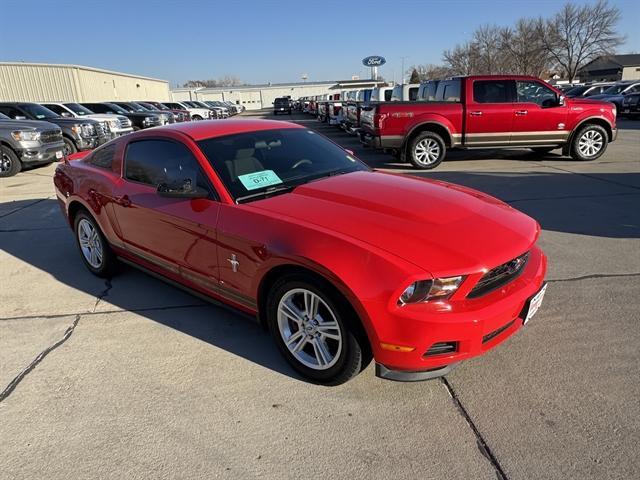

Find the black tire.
[
  {"left": 73, "top": 210, "right": 117, "bottom": 278},
  {"left": 0, "top": 146, "right": 22, "bottom": 177},
  {"left": 407, "top": 131, "right": 446, "bottom": 169},
  {"left": 266, "top": 273, "right": 371, "bottom": 385},
  {"left": 530, "top": 147, "right": 556, "bottom": 154},
  {"left": 570, "top": 124, "right": 608, "bottom": 161},
  {"left": 63, "top": 137, "right": 77, "bottom": 156},
  {"left": 192, "top": 115, "right": 203, "bottom": 121}
]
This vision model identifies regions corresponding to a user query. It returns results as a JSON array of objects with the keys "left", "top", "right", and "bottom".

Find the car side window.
[
  {"left": 124, "top": 139, "right": 214, "bottom": 197},
  {"left": 473, "top": 80, "right": 512, "bottom": 103},
  {"left": 89, "top": 144, "right": 116, "bottom": 170},
  {"left": 436, "top": 80, "right": 461, "bottom": 102},
  {"left": 44, "top": 104, "right": 65, "bottom": 115},
  {"left": 516, "top": 81, "right": 557, "bottom": 107},
  {"left": 0, "top": 106, "right": 22, "bottom": 118}
]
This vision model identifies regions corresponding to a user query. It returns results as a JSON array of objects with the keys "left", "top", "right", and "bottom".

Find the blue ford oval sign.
[{"left": 362, "top": 56, "right": 386, "bottom": 67}]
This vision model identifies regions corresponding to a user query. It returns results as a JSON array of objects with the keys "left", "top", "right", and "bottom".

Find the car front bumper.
[
  {"left": 370, "top": 246, "right": 548, "bottom": 381},
  {"left": 17, "top": 140, "right": 65, "bottom": 164}
]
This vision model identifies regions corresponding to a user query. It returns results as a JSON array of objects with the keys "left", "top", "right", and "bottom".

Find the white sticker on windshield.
[{"left": 238, "top": 170, "right": 283, "bottom": 190}]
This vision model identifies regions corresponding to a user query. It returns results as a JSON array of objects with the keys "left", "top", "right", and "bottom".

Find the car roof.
[{"left": 160, "top": 119, "right": 304, "bottom": 141}]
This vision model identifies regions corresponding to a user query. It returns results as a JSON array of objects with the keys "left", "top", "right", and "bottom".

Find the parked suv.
[
  {"left": 0, "top": 112, "right": 65, "bottom": 177},
  {"left": 163, "top": 101, "right": 213, "bottom": 121},
  {"left": 137, "top": 101, "right": 191, "bottom": 122},
  {"left": 273, "top": 97, "right": 292, "bottom": 115},
  {"left": 81, "top": 103, "right": 162, "bottom": 131},
  {"left": 0, "top": 102, "right": 107, "bottom": 155},
  {"left": 41, "top": 102, "right": 133, "bottom": 139},
  {"left": 565, "top": 83, "right": 613, "bottom": 98},
  {"left": 621, "top": 92, "right": 640, "bottom": 117},
  {"left": 111, "top": 102, "right": 175, "bottom": 125},
  {"left": 588, "top": 81, "right": 640, "bottom": 109}
]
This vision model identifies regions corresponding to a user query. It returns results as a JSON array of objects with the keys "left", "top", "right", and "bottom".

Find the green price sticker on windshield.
[{"left": 238, "top": 170, "right": 283, "bottom": 191}]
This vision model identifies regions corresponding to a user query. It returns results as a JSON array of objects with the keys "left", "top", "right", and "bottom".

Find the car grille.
[
  {"left": 468, "top": 252, "right": 530, "bottom": 298},
  {"left": 119, "top": 116, "right": 132, "bottom": 128},
  {"left": 40, "top": 130, "right": 63, "bottom": 144},
  {"left": 424, "top": 342, "right": 458, "bottom": 357}
]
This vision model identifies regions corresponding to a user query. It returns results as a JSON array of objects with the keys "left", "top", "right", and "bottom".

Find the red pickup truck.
[{"left": 359, "top": 75, "right": 618, "bottom": 169}]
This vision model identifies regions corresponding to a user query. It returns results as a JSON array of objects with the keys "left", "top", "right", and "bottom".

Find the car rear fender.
[{"left": 403, "top": 115, "right": 458, "bottom": 152}]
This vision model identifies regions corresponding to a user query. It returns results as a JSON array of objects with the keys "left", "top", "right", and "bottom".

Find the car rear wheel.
[
  {"left": 192, "top": 115, "right": 203, "bottom": 121},
  {"left": 63, "top": 137, "right": 77, "bottom": 156},
  {"left": 0, "top": 146, "right": 22, "bottom": 177},
  {"left": 570, "top": 124, "right": 608, "bottom": 161},
  {"left": 408, "top": 131, "right": 446, "bottom": 169},
  {"left": 266, "top": 274, "right": 370, "bottom": 385},
  {"left": 74, "top": 210, "right": 117, "bottom": 277}
]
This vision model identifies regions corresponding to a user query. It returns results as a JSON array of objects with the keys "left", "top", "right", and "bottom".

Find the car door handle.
[
  {"left": 115, "top": 195, "right": 131, "bottom": 207},
  {"left": 515, "top": 110, "right": 528, "bottom": 116},
  {"left": 470, "top": 111, "right": 483, "bottom": 116}
]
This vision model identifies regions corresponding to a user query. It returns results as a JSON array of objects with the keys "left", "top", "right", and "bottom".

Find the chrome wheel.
[
  {"left": 77, "top": 218, "right": 103, "bottom": 268},
  {"left": 277, "top": 288, "right": 342, "bottom": 370},
  {"left": 414, "top": 138, "right": 441, "bottom": 165},
  {"left": 578, "top": 130, "right": 604, "bottom": 157},
  {"left": 0, "top": 151, "right": 12, "bottom": 173}
]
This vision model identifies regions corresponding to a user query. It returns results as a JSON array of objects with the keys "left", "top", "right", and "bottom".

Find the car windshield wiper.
[{"left": 235, "top": 184, "right": 296, "bottom": 204}]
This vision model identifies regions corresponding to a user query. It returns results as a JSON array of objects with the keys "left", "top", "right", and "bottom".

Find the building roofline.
[
  {"left": 0, "top": 61, "right": 169, "bottom": 84},
  {"left": 172, "top": 81, "right": 337, "bottom": 93}
]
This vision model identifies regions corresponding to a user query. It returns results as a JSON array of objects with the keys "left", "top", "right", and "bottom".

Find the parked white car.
[
  {"left": 390, "top": 83, "right": 420, "bottom": 101},
  {"left": 163, "top": 101, "right": 213, "bottom": 121},
  {"left": 41, "top": 102, "right": 133, "bottom": 139}
]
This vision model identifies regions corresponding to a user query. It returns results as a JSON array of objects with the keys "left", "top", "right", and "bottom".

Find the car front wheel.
[
  {"left": 266, "top": 274, "right": 370, "bottom": 385},
  {"left": 63, "top": 137, "right": 77, "bottom": 156},
  {"left": 408, "top": 131, "right": 446, "bottom": 169},
  {"left": 0, "top": 146, "right": 22, "bottom": 177},
  {"left": 570, "top": 124, "right": 608, "bottom": 161}
]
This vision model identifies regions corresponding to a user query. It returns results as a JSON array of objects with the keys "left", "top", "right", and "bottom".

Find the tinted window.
[
  {"left": 473, "top": 80, "right": 511, "bottom": 103},
  {"left": 197, "top": 128, "right": 368, "bottom": 202},
  {"left": 436, "top": 80, "right": 461, "bottom": 102},
  {"left": 89, "top": 144, "right": 116, "bottom": 170},
  {"left": 0, "top": 112, "right": 9, "bottom": 120},
  {"left": 409, "top": 87, "right": 419, "bottom": 101},
  {"left": 20, "top": 103, "right": 59, "bottom": 119},
  {"left": 43, "top": 104, "right": 67, "bottom": 115},
  {"left": 65, "top": 103, "right": 95, "bottom": 116},
  {"left": 125, "top": 139, "right": 212, "bottom": 196},
  {"left": 384, "top": 89, "right": 393, "bottom": 101},
  {"left": 0, "top": 106, "right": 24, "bottom": 118},
  {"left": 516, "top": 81, "right": 557, "bottom": 107}
]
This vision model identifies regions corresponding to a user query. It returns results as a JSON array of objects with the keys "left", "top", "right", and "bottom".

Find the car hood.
[
  {"left": 251, "top": 171, "right": 539, "bottom": 276},
  {"left": 45, "top": 117, "right": 98, "bottom": 126},
  {"left": 0, "top": 119, "right": 60, "bottom": 131},
  {"left": 581, "top": 94, "right": 620, "bottom": 101}
]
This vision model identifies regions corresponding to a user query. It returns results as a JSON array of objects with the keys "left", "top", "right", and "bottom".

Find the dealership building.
[{"left": 0, "top": 62, "right": 171, "bottom": 102}]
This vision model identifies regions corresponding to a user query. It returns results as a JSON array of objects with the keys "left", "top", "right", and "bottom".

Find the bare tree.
[
  {"left": 409, "top": 64, "right": 454, "bottom": 81},
  {"left": 443, "top": 42, "right": 481, "bottom": 75},
  {"left": 473, "top": 24, "right": 508, "bottom": 74},
  {"left": 182, "top": 75, "right": 244, "bottom": 88},
  {"left": 538, "top": 0, "right": 624, "bottom": 81},
  {"left": 500, "top": 18, "right": 552, "bottom": 76}
]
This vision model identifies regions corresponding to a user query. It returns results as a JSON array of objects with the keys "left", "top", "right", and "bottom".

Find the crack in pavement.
[
  {"left": 548, "top": 272, "right": 640, "bottom": 283},
  {"left": 0, "top": 315, "right": 81, "bottom": 403},
  {"left": 92, "top": 279, "right": 113, "bottom": 312},
  {"left": 441, "top": 377, "right": 508, "bottom": 480},
  {"left": 0, "top": 226, "right": 67, "bottom": 233}
]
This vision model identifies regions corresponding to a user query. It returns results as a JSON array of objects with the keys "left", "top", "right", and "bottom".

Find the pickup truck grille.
[
  {"left": 119, "top": 117, "right": 132, "bottom": 128},
  {"left": 40, "top": 130, "right": 63, "bottom": 144},
  {"left": 468, "top": 252, "right": 529, "bottom": 298}
]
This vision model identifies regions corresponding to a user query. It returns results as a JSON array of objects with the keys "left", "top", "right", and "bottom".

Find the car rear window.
[
  {"left": 435, "top": 80, "right": 461, "bottom": 102},
  {"left": 88, "top": 144, "right": 116, "bottom": 170},
  {"left": 473, "top": 80, "right": 512, "bottom": 103}
]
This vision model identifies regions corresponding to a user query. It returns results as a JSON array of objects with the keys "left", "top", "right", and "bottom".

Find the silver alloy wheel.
[
  {"left": 277, "top": 288, "right": 342, "bottom": 370},
  {"left": 578, "top": 129, "right": 604, "bottom": 157},
  {"left": 0, "top": 151, "right": 12, "bottom": 173},
  {"left": 77, "top": 218, "right": 103, "bottom": 269},
  {"left": 414, "top": 138, "right": 441, "bottom": 165}
]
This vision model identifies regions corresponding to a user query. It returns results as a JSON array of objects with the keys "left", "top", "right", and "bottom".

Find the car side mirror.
[
  {"left": 157, "top": 182, "right": 209, "bottom": 199},
  {"left": 14, "top": 115, "right": 27, "bottom": 120},
  {"left": 558, "top": 95, "right": 566, "bottom": 106}
]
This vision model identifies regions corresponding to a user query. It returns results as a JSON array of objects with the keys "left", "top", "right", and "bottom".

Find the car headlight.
[
  {"left": 73, "top": 123, "right": 95, "bottom": 137},
  {"left": 11, "top": 130, "right": 41, "bottom": 141},
  {"left": 108, "top": 119, "right": 120, "bottom": 129},
  {"left": 398, "top": 276, "right": 465, "bottom": 305}
]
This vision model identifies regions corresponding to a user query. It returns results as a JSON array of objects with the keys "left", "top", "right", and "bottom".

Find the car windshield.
[
  {"left": 603, "top": 84, "right": 627, "bottom": 95},
  {"left": 566, "top": 86, "right": 588, "bottom": 96},
  {"left": 197, "top": 128, "right": 369, "bottom": 203},
  {"left": 124, "top": 102, "right": 148, "bottom": 112},
  {"left": 64, "top": 103, "right": 95, "bottom": 116},
  {"left": 20, "top": 103, "right": 59, "bottom": 119},
  {"left": 154, "top": 103, "right": 170, "bottom": 110},
  {"left": 0, "top": 112, "right": 10, "bottom": 120},
  {"left": 103, "top": 103, "right": 129, "bottom": 115}
]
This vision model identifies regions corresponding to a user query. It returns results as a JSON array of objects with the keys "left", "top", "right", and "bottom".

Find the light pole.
[{"left": 400, "top": 56, "right": 409, "bottom": 84}]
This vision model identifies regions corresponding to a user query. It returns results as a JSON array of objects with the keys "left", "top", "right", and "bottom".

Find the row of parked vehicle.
[
  {"left": 558, "top": 80, "right": 640, "bottom": 114},
  {"left": 0, "top": 99, "right": 245, "bottom": 177},
  {"left": 296, "top": 75, "right": 620, "bottom": 170}
]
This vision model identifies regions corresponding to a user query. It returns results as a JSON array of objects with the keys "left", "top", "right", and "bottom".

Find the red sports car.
[{"left": 54, "top": 119, "right": 547, "bottom": 385}]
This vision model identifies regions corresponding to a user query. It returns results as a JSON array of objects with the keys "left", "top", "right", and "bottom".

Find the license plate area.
[{"left": 522, "top": 283, "right": 547, "bottom": 325}]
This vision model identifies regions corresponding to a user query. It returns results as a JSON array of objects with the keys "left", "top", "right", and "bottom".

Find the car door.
[
  {"left": 465, "top": 79, "right": 514, "bottom": 146},
  {"left": 511, "top": 80, "right": 569, "bottom": 145},
  {"left": 111, "top": 137, "right": 222, "bottom": 291}
]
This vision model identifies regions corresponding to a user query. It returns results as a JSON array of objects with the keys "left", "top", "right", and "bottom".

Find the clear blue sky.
[{"left": 1, "top": 0, "right": 638, "bottom": 87}]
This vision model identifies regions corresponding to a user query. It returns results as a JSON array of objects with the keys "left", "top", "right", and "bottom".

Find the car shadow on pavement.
[{"left": 0, "top": 198, "right": 302, "bottom": 382}]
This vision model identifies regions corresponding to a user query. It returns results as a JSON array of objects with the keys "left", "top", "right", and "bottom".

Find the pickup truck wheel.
[
  {"left": 74, "top": 211, "right": 117, "bottom": 277},
  {"left": 570, "top": 124, "right": 608, "bottom": 161},
  {"left": 63, "top": 137, "right": 77, "bottom": 156},
  {"left": 192, "top": 115, "right": 203, "bottom": 121},
  {"left": 266, "top": 274, "right": 370, "bottom": 385},
  {"left": 408, "top": 131, "right": 446, "bottom": 169},
  {"left": 0, "top": 146, "right": 22, "bottom": 177}
]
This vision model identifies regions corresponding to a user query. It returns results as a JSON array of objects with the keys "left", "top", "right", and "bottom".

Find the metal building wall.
[{"left": 0, "top": 63, "right": 170, "bottom": 102}]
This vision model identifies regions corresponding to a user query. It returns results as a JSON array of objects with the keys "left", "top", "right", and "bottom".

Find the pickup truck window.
[
  {"left": 516, "top": 81, "right": 557, "bottom": 107},
  {"left": 409, "top": 87, "right": 419, "bottom": 101},
  {"left": 20, "top": 104, "right": 59, "bottom": 120},
  {"left": 43, "top": 104, "right": 67, "bottom": 115},
  {"left": 435, "top": 80, "right": 461, "bottom": 102},
  {"left": 474, "top": 80, "right": 512, "bottom": 103},
  {"left": 384, "top": 89, "right": 393, "bottom": 101}
]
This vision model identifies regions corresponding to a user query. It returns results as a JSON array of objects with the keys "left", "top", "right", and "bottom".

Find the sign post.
[{"left": 362, "top": 56, "right": 386, "bottom": 80}]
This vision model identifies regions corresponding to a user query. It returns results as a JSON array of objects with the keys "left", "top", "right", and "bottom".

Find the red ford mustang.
[{"left": 54, "top": 119, "right": 547, "bottom": 385}]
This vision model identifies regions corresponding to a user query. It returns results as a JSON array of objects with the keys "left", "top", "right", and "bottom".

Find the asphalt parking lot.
[{"left": 1, "top": 111, "right": 639, "bottom": 480}]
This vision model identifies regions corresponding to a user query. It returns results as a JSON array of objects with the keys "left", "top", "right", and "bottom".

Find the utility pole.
[{"left": 400, "top": 56, "right": 409, "bottom": 84}]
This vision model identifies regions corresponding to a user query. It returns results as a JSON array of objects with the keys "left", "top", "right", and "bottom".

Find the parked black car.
[
  {"left": 0, "top": 102, "right": 107, "bottom": 155},
  {"left": 81, "top": 103, "right": 162, "bottom": 131},
  {"left": 621, "top": 92, "right": 640, "bottom": 117},
  {"left": 273, "top": 97, "right": 292, "bottom": 115},
  {"left": 110, "top": 101, "right": 175, "bottom": 125}
]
